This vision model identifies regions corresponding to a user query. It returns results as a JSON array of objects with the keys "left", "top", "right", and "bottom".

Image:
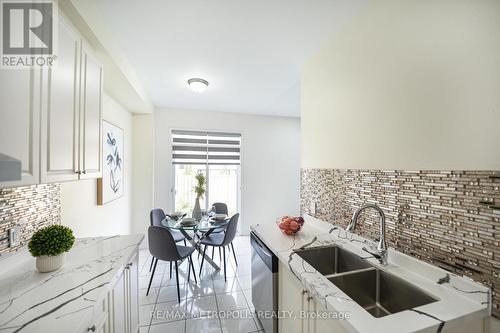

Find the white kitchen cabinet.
[
  {"left": 278, "top": 261, "right": 348, "bottom": 333},
  {"left": 85, "top": 250, "right": 139, "bottom": 333},
  {"left": 40, "top": 14, "right": 81, "bottom": 183},
  {"left": 110, "top": 272, "right": 127, "bottom": 333},
  {"left": 0, "top": 70, "right": 41, "bottom": 189},
  {"left": 2, "top": 11, "right": 103, "bottom": 188},
  {"left": 79, "top": 43, "right": 103, "bottom": 179},
  {"left": 279, "top": 261, "right": 305, "bottom": 333},
  {"left": 40, "top": 15, "right": 102, "bottom": 183},
  {"left": 125, "top": 253, "right": 139, "bottom": 333}
]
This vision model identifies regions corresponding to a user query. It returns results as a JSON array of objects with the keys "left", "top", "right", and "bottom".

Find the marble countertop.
[
  {"left": 0, "top": 234, "right": 144, "bottom": 333},
  {"left": 251, "top": 216, "right": 490, "bottom": 333}
]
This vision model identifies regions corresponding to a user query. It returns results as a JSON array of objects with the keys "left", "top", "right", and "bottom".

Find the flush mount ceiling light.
[{"left": 187, "top": 78, "right": 209, "bottom": 93}]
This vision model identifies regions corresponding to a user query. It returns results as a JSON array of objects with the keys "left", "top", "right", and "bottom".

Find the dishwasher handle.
[{"left": 251, "top": 232, "right": 278, "bottom": 273}]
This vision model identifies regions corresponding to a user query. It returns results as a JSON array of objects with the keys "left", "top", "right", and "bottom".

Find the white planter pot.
[{"left": 36, "top": 253, "right": 65, "bottom": 273}]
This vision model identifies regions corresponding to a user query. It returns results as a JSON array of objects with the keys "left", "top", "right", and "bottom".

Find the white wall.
[
  {"left": 153, "top": 108, "right": 300, "bottom": 234},
  {"left": 301, "top": 0, "right": 500, "bottom": 170},
  {"left": 61, "top": 93, "right": 133, "bottom": 237},
  {"left": 131, "top": 114, "right": 155, "bottom": 238}
]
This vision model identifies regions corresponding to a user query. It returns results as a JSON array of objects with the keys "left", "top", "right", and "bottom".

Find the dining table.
[{"left": 161, "top": 216, "right": 229, "bottom": 271}]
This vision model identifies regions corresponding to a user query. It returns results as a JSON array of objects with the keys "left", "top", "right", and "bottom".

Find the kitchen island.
[
  {"left": 251, "top": 216, "right": 490, "bottom": 333},
  {"left": 0, "top": 234, "right": 144, "bottom": 333}
]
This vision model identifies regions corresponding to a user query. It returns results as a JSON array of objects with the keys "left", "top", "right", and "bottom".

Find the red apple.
[
  {"left": 294, "top": 216, "right": 305, "bottom": 224},
  {"left": 284, "top": 229, "right": 294, "bottom": 235},
  {"left": 289, "top": 221, "right": 300, "bottom": 231}
]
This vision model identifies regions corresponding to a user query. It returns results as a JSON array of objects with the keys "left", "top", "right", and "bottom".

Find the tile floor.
[{"left": 138, "top": 236, "right": 263, "bottom": 333}]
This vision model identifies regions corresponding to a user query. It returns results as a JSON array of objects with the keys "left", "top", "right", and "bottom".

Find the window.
[{"left": 171, "top": 130, "right": 241, "bottom": 217}]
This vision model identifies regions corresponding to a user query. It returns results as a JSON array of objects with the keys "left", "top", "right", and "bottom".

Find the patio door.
[{"left": 171, "top": 130, "right": 241, "bottom": 219}]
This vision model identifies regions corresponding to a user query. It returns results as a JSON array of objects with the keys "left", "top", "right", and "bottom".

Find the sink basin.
[
  {"left": 294, "top": 245, "right": 372, "bottom": 276},
  {"left": 329, "top": 268, "right": 438, "bottom": 317}
]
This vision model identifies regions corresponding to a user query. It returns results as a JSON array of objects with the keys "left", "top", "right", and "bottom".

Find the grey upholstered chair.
[
  {"left": 199, "top": 213, "right": 239, "bottom": 281},
  {"left": 211, "top": 202, "right": 228, "bottom": 215},
  {"left": 147, "top": 226, "right": 196, "bottom": 302},
  {"left": 149, "top": 209, "right": 186, "bottom": 277},
  {"left": 207, "top": 202, "right": 238, "bottom": 266}
]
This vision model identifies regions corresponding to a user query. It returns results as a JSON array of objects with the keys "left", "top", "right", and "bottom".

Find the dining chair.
[
  {"left": 199, "top": 213, "right": 239, "bottom": 281},
  {"left": 208, "top": 202, "right": 238, "bottom": 266},
  {"left": 149, "top": 209, "right": 186, "bottom": 279},
  {"left": 147, "top": 226, "right": 197, "bottom": 302}
]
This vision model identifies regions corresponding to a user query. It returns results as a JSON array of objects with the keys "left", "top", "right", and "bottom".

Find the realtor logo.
[{"left": 1, "top": 0, "right": 57, "bottom": 68}]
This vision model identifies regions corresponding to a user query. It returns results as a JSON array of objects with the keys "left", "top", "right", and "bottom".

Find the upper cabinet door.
[
  {"left": 79, "top": 44, "right": 103, "bottom": 179},
  {"left": 40, "top": 15, "right": 80, "bottom": 183},
  {"left": 0, "top": 70, "right": 40, "bottom": 189}
]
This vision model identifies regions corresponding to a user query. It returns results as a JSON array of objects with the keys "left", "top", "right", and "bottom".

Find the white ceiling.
[{"left": 74, "top": 0, "right": 367, "bottom": 117}]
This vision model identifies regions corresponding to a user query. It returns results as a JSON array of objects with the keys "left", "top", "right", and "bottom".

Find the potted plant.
[
  {"left": 192, "top": 171, "right": 206, "bottom": 221},
  {"left": 28, "top": 224, "right": 75, "bottom": 273}
]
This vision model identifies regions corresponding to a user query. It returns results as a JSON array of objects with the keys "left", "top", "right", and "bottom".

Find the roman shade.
[{"left": 171, "top": 130, "right": 241, "bottom": 165}]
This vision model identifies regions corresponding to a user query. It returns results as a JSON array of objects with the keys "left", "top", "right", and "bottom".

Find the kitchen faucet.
[{"left": 345, "top": 204, "right": 388, "bottom": 265}]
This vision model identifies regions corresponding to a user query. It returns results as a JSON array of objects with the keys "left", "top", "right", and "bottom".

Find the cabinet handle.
[
  {"left": 82, "top": 170, "right": 87, "bottom": 174},
  {"left": 87, "top": 325, "right": 96, "bottom": 332},
  {"left": 307, "top": 295, "right": 313, "bottom": 302},
  {"left": 76, "top": 171, "right": 81, "bottom": 175},
  {"left": 301, "top": 289, "right": 308, "bottom": 295}
]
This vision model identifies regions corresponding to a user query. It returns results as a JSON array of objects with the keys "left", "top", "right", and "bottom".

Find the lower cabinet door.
[
  {"left": 278, "top": 262, "right": 304, "bottom": 333},
  {"left": 111, "top": 272, "right": 127, "bottom": 333},
  {"left": 94, "top": 311, "right": 109, "bottom": 333},
  {"left": 127, "top": 253, "right": 139, "bottom": 333}
]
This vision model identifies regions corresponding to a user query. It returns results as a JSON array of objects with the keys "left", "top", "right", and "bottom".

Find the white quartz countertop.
[
  {"left": 0, "top": 234, "right": 144, "bottom": 333},
  {"left": 251, "top": 216, "right": 490, "bottom": 333}
]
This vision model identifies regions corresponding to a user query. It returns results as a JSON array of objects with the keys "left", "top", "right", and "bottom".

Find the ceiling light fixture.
[{"left": 187, "top": 78, "right": 209, "bottom": 93}]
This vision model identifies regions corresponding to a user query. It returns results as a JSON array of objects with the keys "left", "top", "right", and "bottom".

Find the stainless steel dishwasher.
[{"left": 251, "top": 231, "right": 278, "bottom": 333}]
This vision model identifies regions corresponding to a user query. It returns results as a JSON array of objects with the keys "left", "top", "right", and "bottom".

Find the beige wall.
[
  {"left": 153, "top": 108, "right": 301, "bottom": 234},
  {"left": 131, "top": 114, "right": 155, "bottom": 238},
  {"left": 61, "top": 93, "right": 133, "bottom": 237},
  {"left": 301, "top": 0, "right": 500, "bottom": 170}
]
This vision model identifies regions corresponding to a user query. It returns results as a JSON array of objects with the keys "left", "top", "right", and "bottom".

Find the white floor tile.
[
  {"left": 186, "top": 295, "right": 218, "bottom": 318},
  {"left": 149, "top": 319, "right": 185, "bottom": 333},
  {"left": 186, "top": 317, "right": 222, "bottom": 333},
  {"left": 237, "top": 274, "right": 252, "bottom": 290},
  {"left": 152, "top": 299, "right": 188, "bottom": 325},
  {"left": 139, "top": 304, "right": 155, "bottom": 327},
  {"left": 221, "top": 317, "right": 258, "bottom": 333},
  {"left": 216, "top": 291, "right": 249, "bottom": 311},
  {"left": 157, "top": 285, "right": 187, "bottom": 303},
  {"left": 141, "top": 236, "right": 254, "bottom": 333},
  {"left": 186, "top": 279, "right": 214, "bottom": 299},
  {"left": 242, "top": 289, "right": 254, "bottom": 309},
  {"left": 139, "top": 287, "right": 159, "bottom": 305},
  {"left": 139, "top": 274, "right": 164, "bottom": 289},
  {"left": 213, "top": 277, "right": 241, "bottom": 294}
]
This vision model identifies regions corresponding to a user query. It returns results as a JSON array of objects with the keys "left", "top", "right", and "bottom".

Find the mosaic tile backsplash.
[
  {"left": 0, "top": 184, "right": 61, "bottom": 256},
  {"left": 300, "top": 169, "right": 500, "bottom": 318}
]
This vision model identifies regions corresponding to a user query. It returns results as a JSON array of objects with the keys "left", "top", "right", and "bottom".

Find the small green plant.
[
  {"left": 28, "top": 225, "right": 75, "bottom": 257},
  {"left": 194, "top": 172, "right": 206, "bottom": 199}
]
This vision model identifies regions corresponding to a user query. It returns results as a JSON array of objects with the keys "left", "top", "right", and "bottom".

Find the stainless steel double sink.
[{"left": 294, "top": 245, "right": 438, "bottom": 318}]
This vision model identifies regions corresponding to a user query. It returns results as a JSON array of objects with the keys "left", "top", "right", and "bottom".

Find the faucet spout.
[{"left": 345, "top": 204, "right": 388, "bottom": 265}]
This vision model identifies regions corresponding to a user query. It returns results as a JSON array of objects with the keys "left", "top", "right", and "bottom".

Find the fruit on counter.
[{"left": 277, "top": 215, "right": 304, "bottom": 235}]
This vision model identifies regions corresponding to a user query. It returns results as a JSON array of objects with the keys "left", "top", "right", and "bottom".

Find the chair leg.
[
  {"left": 174, "top": 261, "right": 181, "bottom": 303},
  {"left": 183, "top": 239, "right": 187, "bottom": 246},
  {"left": 187, "top": 258, "right": 191, "bottom": 283},
  {"left": 199, "top": 245, "right": 207, "bottom": 276},
  {"left": 223, "top": 246, "right": 227, "bottom": 281},
  {"left": 231, "top": 242, "right": 238, "bottom": 266},
  {"left": 189, "top": 255, "right": 197, "bottom": 284},
  {"left": 211, "top": 247, "right": 214, "bottom": 260},
  {"left": 146, "top": 258, "right": 158, "bottom": 296},
  {"left": 170, "top": 261, "right": 172, "bottom": 279},
  {"left": 149, "top": 256, "right": 155, "bottom": 272},
  {"left": 219, "top": 247, "right": 222, "bottom": 262}
]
